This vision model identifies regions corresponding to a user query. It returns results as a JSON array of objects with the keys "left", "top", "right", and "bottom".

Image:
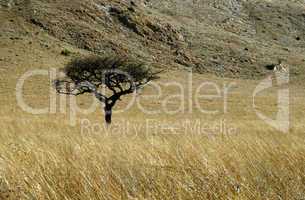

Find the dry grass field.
[{"left": 1, "top": 41, "right": 305, "bottom": 199}]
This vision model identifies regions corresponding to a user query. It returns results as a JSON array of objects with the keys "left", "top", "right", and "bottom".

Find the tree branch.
[{"left": 54, "top": 80, "right": 107, "bottom": 103}]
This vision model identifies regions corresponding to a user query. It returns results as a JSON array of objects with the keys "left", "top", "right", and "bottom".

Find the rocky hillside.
[{"left": 1, "top": 0, "right": 305, "bottom": 79}]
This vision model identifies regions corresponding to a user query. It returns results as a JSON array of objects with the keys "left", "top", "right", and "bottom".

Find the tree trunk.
[{"left": 104, "top": 105, "right": 112, "bottom": 124}]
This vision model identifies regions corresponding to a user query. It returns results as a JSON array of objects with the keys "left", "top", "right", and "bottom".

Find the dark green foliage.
[
  {"left": 54, "top": 55, "right": 161, "bottom": 124},
  {"left": 64, "top": 55, "right": 159, "bottom": 87}
]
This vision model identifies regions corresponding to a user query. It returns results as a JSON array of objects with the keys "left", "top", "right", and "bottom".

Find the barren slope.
[{"left": 1, "top": 0, "right": 305, "bottom": 79}]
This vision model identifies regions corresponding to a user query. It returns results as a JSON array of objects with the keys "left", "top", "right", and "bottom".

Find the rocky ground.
[{"left": 1, "top": 0, "right": 305, "bottom": 79}]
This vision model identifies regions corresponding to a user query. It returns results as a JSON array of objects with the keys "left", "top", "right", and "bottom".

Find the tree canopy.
[{"left": 54, "top": 55, "right": 161, "bottom": 124}]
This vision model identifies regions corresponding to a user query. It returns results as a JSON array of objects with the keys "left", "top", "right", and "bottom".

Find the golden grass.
[
  {"left": 0, "top": 68, "right": 305, "bottom": 199},
  {"left": 0, "top": 119, "right": 305, "bottom": 199},
  {"left": 1, "top": 38, "right": 305, "bottom": 199}
]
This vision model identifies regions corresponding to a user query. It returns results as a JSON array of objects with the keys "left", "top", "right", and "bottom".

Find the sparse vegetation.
[{"left": 61, "top": 49, "right": 72, "bottom": 56}]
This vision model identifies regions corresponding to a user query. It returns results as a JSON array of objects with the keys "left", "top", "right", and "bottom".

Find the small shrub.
[
  {"left": 265, "top": 64, "right": 276, "bottom": 70},
  {"left": 61, "top": 49, "right": 72, "bottom": 56}
]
